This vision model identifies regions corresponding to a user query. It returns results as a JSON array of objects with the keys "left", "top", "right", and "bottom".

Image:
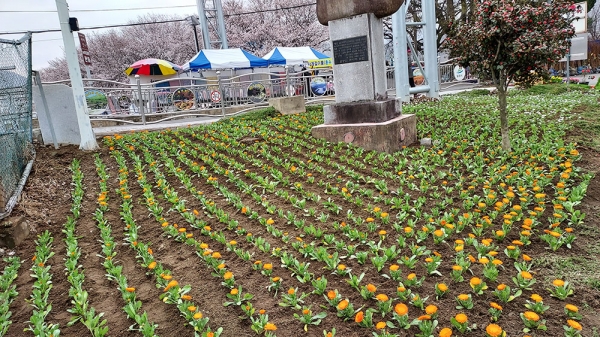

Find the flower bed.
[{"left": 4, "top": 91, "right": 600, "bottom": 337}]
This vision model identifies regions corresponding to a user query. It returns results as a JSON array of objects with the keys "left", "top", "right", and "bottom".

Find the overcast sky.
[{"left": 0, "top": 0, "right": 199, "bottom": 70}]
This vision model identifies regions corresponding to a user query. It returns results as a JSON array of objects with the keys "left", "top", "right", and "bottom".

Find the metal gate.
[{"left": 0, "top": 33, "right": 34, "bottom": 218}]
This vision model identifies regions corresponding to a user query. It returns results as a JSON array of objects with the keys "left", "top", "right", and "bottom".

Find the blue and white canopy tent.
[
  {"left": 262, "top": 47, "right": 330, "bottom": 66},
  {"left": 182, "top": 48, "right": 268, "bottom": 70}
]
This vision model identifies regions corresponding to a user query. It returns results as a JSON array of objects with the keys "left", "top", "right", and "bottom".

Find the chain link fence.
[{"left": 0, "top": 33, "right": 34, "bottom": 218}]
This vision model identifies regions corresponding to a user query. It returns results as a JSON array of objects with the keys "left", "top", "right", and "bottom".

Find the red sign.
[
  {"left": 78, "top": 33, "right": 92, "bottom": 66},
  {"left": 78, "top": 32, "right": 88, "bottom": 51},
  {"left": 210, "top": 90, "right": 222, "bottom": 103}
]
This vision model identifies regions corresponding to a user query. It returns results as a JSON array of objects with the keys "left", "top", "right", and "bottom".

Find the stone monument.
[{"left": 311, "top": 0, "right": 417, "bottom": 152}]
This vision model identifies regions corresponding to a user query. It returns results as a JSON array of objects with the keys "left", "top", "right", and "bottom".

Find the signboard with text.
[{"left": 78, "top": 32, "right": 92, "bottom": 66}]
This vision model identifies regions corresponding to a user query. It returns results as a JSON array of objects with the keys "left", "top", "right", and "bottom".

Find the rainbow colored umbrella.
[{"left": 124, "top": 58, "right": 182, "bottom": 76}]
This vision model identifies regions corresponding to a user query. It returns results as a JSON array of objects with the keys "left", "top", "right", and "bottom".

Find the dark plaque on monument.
[{"left": 332, "top": 36, "right": 369, "bottom": 65}]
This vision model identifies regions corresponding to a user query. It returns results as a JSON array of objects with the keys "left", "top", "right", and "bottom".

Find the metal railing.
[{"left": 40, "top": 64, "right": 477, "bottom": 126}]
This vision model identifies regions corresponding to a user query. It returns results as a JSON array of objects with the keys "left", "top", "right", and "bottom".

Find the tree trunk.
[{"left": 498, "top": 85, "right": 511, "bottom": 152}]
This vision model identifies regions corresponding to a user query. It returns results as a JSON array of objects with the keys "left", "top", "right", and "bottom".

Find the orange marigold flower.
[
  {"left": 355, "top": 311, "right": 364, "bottom": 323},
  {"left": 125, "top": 287, "right": 135, "bottom": 292},
  {"left": 565, "top": 304, "right": 578, "bottom": 312},
  {"left": 521, "top": 271, "right": 533, "bottom": 280},
  {"left": 187, "top": 305, "right": 197, "bottom": 312},
  {"left": 440, "top": 327, "right": 453, "bottom": 337},
  {"left": 522, "top": 254, "right": 532, "bottom": 262},
  {"left": 327, "top": 290, "right": 336, "bottom": 300},
  {"left": 223, "top": 271, "right": 233, "bottom": 280},
  {"left": 470, "top": 277, "right": 482, "bottom": 287},
  {"left": 418, "top": 315, "right": 431, "bottom": 321},
  {"left": 394, "top": 303, "right": 408, "bottom": 316},
  {"left": 287, "top": 288, "right": 295, "bottom": 295},
  {"left": 530, "top": 294, "right": 543, "bottom": 303},
  {"left": 376, "top": 321, "right": 386, "bottom": 330},
  {"left": 376, "top": 294, "right": 389, "bottom": 302},
  {"left": 437, "top": 283, "right": 448, "bottom": 292},
  {"left": 553, "top": 279, "right": 565, "bottom": 287},
  {"left": 486, "top": 324, "right": 503, "bottom": 337},
  {"left": 263, "top": 263, "right": 273, "bottom": 270},
  {"left": 389, "top": 264, "right": 400, "bottom": 271},
  {"left": 193, "top": 312, "right": 203, "bottom": 320},
  {"left": 366, "top": 284, "right": 377, "bottom": 292},
  {"left": 455, "top": 313, "right": 468, "bottom": 324},
  {"left": 497, "top": 284, "right": 506, "bottom": 291},
  {"left": 181, "top": 294, "right": 192, "bottom": 301},
  {"left": 490, "top": 302, "right": 503, "bottom": 310},
  {"left": 337, "top": 299, "right": 349, "bottom": 310},
  {"left": 567, "top": 319, "right": 582, "bottom": 330},
  {"left": 458, "top": 294, "right": 470, "bottom": 301},
  {"left": 452, "top": 265, "right": 463, "bottom": 271},
  {"left": 230, "top": 288, "right": 239, "bottom": 295},
  {"left": 148, "top": 261, "right": 157, "bottom": 269},
  {"left": 264, "top": 323, "right": 277, "bottom": 331},
  {"left": 407, "top": 273, "right": 416, "bottom": 280},
  {"left": 523, "top": 311, "right": 539, "bottom": 322},
  {"left": 163, "top": 280, "right": 179, "bottom": 292},
  {"left": 337, "top": 264, "right": 346, "bottom": 271},
  {"left": 266, "top": 218, "right": 274, "bottom": 225},
  {"left": 425, "top": 304, "right": 438, "bottom": 315}
]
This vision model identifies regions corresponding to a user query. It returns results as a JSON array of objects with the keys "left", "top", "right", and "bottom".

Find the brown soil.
[{"left": 1, "top": 133, "right": 599, "bottom": 337}]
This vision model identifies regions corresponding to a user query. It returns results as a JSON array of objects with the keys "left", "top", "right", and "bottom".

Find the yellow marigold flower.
[
  {"left": 366, "top": 284, "right": 377, "bottom": 292},
  {"left": 434, "top": 229, "right": 444, "bottom": 237},
  {"left": 394, "top": 303, "right": 408, "bottom": 316},
  {"left": 523, "top": 311, "right": 539, "bottom": 322},
  {"left": 211, "top": 252, "right": 221, "bottom": 259},
  {"left": 376, "top": 294, "right": 389, "bottom": 302},
  {"left": 567, "top": 319, "right": 582, "bottom": 330},
  {"left": 193, "top": 312, "right": 203, "bottom": 320},
  {"left": 455, "top": 245, "right": 464, "bottom": 252},
  {"left": 230, "top": 288, "right": 239, "bottom": 295},
  {"left": 223, "top": 271, "right": 233, "bottom": 280},
  {"left": 337, "top": 264, "right": 346, "bottom": 271},
  {"left": 407, "top": 273, "right": 416, "bottom": 280},
  {"left": 376, "top": 321, "right": 386, "bottom": 330},
  {"left": 565, "top": 304, "right": 578, "bottom": 312},
  {"left": 455, "top": 313, "right": 468, "bottom": 324},
  {"left": 458, "top": 294, "right": 470, "bottom": 301},
  {"left": 337, "top": 299, "right": 349, "bottom": 310},
  {"left": 404, "top": 226, "right": 413, "bottom": 233},
  {"left": 530, "top": 294, "right": 543, "bottom": 302},
  {"left": 264, "top": 323, "right": 277, "bottom": 331},
  {"left": 437, "top": 283, "right": 448, "bottom": 292},
  {"left": 440, "top": 327, "right": 453, "bottom": 337},
  {"left": 479, "top": 257, "right": 490, "bottom": 264},
  {"left": 490, "top": 302, "right": 503, "bottom": 310},
  {"left": 553, "top": 279, "right": 565, "bottom": 287},
  {"left": 366, "top": 217, "right": 375, "bottom": 222},
  {"left": 178, "top": 227, "right": 186, "bottom": 233},
  {"left": 521, "top": 271, "right": 533, "bottom": 280},
  {"left": 425, "top": 257, "right": 433, "bottom": 263},
  {"left": 452, "top": 265, "right": 463, "bottom": 271},
  {"left": 486, "top": 324, "right": 503, "bottom": 337},
  {"left": 397, "top": 286, "right": 406, "bottom": 292},
  {"left": 379, "top": 230, "right": 387, "bottom": 236},
  {"left": 373, "top": 207, "right": 381, "bottom": 212},
  {"left": 355, "top": 311, "right": 364, "bottom": 323},
  {"left": 187, "top": 305, "right": 197, "bottom": 312},
  {"left": 263, "top": 263, "right": 273, "bottom": 270},
  {"left": 266, "top": 218, "right": 274, "bottom": 225},
  {"left": 381, "top": 212, "right": 389, "bottom": 218},
  {"left": 425, "top": 304, "right": 438, "bottom": 315}
]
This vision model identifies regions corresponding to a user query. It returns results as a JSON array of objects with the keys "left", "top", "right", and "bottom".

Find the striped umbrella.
[{"left": 124, "top": 58, "right": 182, "bottom": 76}]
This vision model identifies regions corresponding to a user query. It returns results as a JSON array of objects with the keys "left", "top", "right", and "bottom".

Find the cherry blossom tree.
[
  {"left": 223, "top": 0, "right": 329, "bottom": 55},
  {"left": 445, "top": 0, "right": 576, "bottom": 151}
]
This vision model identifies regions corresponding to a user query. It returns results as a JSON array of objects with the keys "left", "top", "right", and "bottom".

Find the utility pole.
[
  {"left": 187, "top": 16, "right": 201, "bottom": 52},
  {"left": 55, "top": 0, "right": 97, "bottom": 150}
]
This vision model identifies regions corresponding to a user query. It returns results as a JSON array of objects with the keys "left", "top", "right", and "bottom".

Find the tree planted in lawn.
[{"left": 446, "top": 0, "right": 576, "bottom": 151}]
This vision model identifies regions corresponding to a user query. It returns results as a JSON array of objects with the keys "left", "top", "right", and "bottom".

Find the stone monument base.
[
  {"left": 312, "top": 114, "right": 417, "bottom": 153},
  {"left": 268, "top": 96, "right": 306, "bottom": 115}
]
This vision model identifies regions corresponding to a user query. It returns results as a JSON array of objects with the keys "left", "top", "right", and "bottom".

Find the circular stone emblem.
[
  {"left": 344, "top": 132, "right": 355, "bottom": 143},
  {"left": 400, "top": 128, "right": 406, "bottom": 141}
]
